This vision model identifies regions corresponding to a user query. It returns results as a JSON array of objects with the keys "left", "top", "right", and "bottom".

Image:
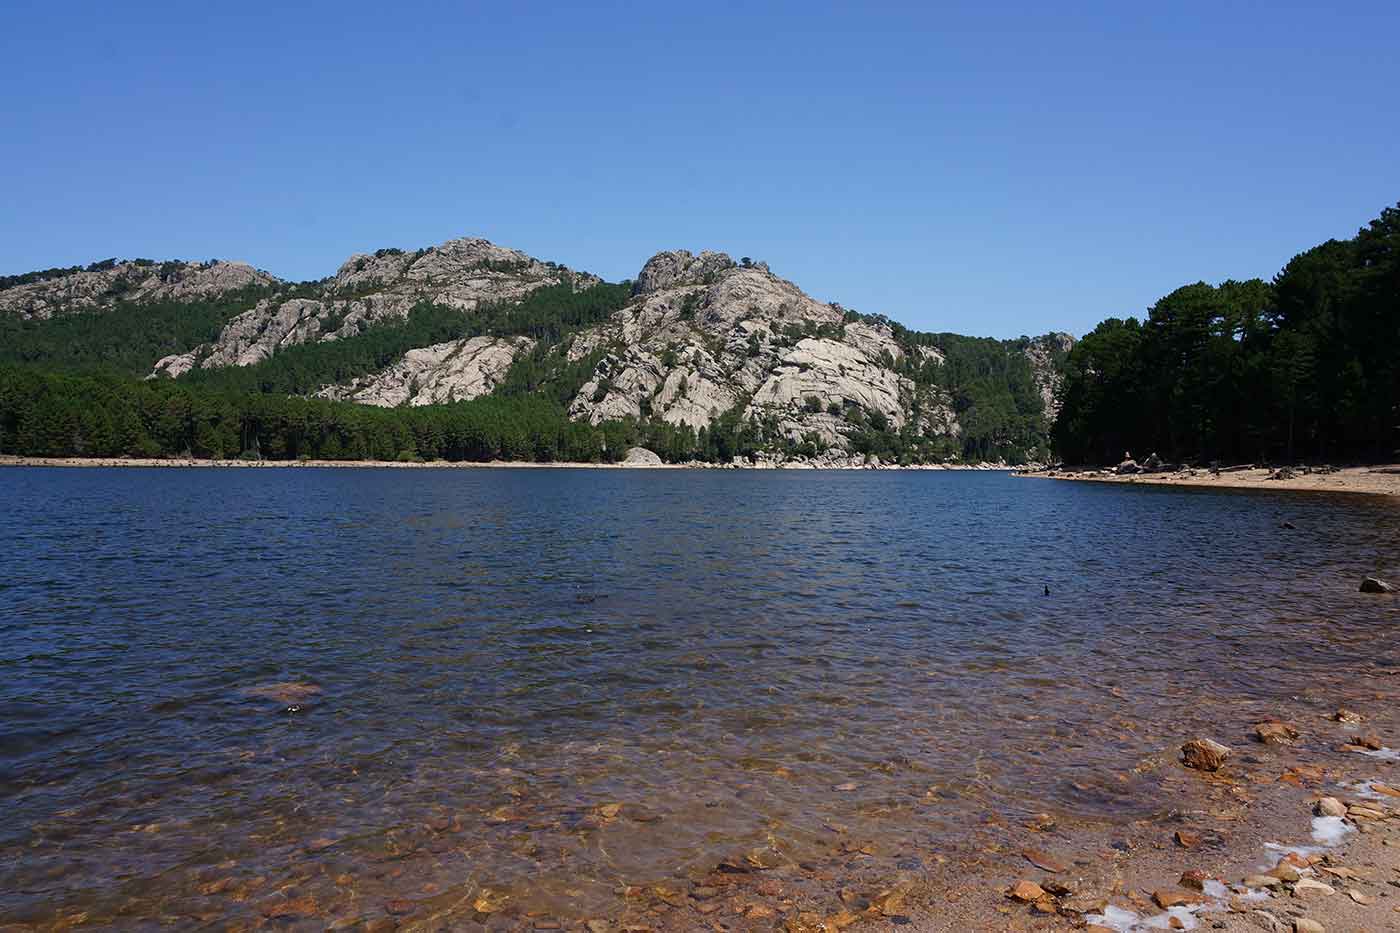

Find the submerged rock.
[
  {"left": 1359, "top": 577, "right": 1394, "bottom": 593},
  {"left": 1255, "top": 721, "right": 1299, "bottom": 745},
  {"left": 1181, "top": 738, "right": 1231, "bottom": 772}
]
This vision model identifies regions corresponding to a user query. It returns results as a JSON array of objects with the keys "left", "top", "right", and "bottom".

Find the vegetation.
[
  {"left": 0, "top": 285, "right": 277, "bottom": 376},
  {"left": 1052, "top": 202, "right": 1399, "bottom": 464},
  {"left": 0, "top": 365, "right": 618, "bottom": 463}
]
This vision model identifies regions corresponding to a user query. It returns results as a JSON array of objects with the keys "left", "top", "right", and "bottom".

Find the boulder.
[
  {"left": 1116, "top": 459, "right": 1141, "bottom": 475},
  {"left": 1359, "top": 577, "right": 1394, "bottom": 593},
  {"left": 621, "top": 447, "right": 664, "bottom": 467},
  {"left": 1181, "top": 738, "right": 1231, "bottom": 772}
]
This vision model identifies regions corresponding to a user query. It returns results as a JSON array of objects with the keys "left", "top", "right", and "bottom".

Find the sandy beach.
[{"left": 1019, "top": 464, "right": 1400, "bottom": 498}]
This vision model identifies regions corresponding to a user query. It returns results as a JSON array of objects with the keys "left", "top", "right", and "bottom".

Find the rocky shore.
[{"left": 1017, "top": 462, "right": 1400, "bottom": 498}]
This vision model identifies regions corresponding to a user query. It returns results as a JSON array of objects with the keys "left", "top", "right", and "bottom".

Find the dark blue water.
[{"left": 1, "top": 467, "right": 1397, "bottom": 927}]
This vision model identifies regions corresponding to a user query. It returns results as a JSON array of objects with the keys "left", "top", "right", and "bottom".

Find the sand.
[{"left": 1020, "top": 465, "right": 1400, "bottom": 498}]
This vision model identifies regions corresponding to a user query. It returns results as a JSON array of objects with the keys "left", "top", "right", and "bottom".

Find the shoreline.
[
  {"left": 1017, "top": 464, "right": 1400, "bottom": 498},
  {"left": 0, "top": 455, "right": 1013, "bottom": 472}
]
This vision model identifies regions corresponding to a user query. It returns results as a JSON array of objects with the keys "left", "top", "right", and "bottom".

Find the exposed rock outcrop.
[
  {"left": 562, "top": 251, "right": 969, "bottom": 453},
  {"left": 1023, "top": 332, "right": 1074, "bottom": 419},
  {"left": 317, "top": 336, "right": 534, "bottom": 407},
  {"left": 0, "top": 260, "right": 279, "bottom": 320},
  {"left": 151, "top": 239, "right": 594, "bottom": 377}
]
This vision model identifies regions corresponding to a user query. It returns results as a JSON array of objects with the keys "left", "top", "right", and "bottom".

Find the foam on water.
[
  {"left": 1310, "top": 814, "right": 1353, "bottom": 846},
  {"left": 1357, "top": 745, "right": 1400, "bottom": 761}
]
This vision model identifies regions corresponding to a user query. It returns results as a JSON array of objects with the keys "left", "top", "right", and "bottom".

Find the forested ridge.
[{"left": 1052, "top": 202, "right": 1400, "bottom": 465}]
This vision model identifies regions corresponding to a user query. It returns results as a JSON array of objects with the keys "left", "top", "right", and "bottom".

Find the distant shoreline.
[
  {"left": 0, "top": 455, "right": 1012, "bottom": 472},
  {"left": 1017, "top": 463, "right": 1400, "bottom": 497}
]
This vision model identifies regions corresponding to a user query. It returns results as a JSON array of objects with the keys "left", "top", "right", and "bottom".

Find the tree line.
[{"left": 1052, "top": 202, "right": 1399, "bottom": 464}]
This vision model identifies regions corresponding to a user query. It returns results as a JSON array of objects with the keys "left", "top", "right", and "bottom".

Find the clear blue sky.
[{"left": 2, "top": 2, "right": 1395, "bottom": 339}]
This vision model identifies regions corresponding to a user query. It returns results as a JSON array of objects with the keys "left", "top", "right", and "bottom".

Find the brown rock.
[
  {"left": 1290, "top": 878, "right": 1335, "bottom": 899},
  {"left": 260, "top": 897, "right": 319, "bottom": 919},
  {"left": 1007, "top": 880, "right": 1046, "bottom": 902},
  {"left": 1152, "top": 890, "right": 1205, "bottom": 909},
  {"left": 1174, "top": 830, "right": 1200, "bottom": 848},
  {"left": 1179, "top": 869, "right": 1208, "bottom": 890},
  {"left": 1333, "top": 708, "right": 1363, "bottom": 723},
  {"left": 1181, "top": 738, "right": 1231, "bottom": 771},
  {"left": 783, "top": 912, "right": 826, "bottom": 933},
  {"left": 1346, "top": 890, "right": 1375, "bottom": 905},
  {"left": 1315, "top": 797, "right": 1347, "bottom": 817},
  {"left": 1021, "top": 848, "right": 1068, "bottom": 872},
  {"left": 1369, "top": 781, "right": 1400, "bottom": 798},
  {"left": 1255, "top": 721, "right": 1299, "bottom": 745},
  {"left": 1294, "top": 920, "right": 1324, "bottom": 933},
  {"left": 1267, "top": 863, "right": 1301, "bottom": 883},
  {"left": 1351, "top": 734, "right": 1384, "bottom": 750}
]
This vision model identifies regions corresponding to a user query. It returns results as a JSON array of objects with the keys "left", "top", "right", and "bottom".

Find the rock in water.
[
  {"left": 1359, "top": 577, "right": 1394, "bottom": 593},
  {"left": 1181, "top": 738, "right": 1231, "bottom": 772},
  {"left": 1254, "top": 721, "right": 1299, "bottom": 745},
  {"left": 621, "top": 447, "right": 663, "bottom": 467}
]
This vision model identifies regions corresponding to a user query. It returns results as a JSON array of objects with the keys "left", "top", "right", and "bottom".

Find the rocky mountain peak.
[
  {"left": 0, "top": 259, "right": 280, "bottom": 321},
  {"left": 635, "top": 250, "right": 738, "bottom": 295}
]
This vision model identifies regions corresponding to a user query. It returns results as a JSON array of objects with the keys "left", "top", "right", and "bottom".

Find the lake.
[{"left": 2, "top": 467, "right": 1397, "bottom": 928}]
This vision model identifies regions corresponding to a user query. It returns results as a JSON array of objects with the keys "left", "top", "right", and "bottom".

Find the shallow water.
[{"left": 1, "top": 468, "right": 1397, "bottom": 927}]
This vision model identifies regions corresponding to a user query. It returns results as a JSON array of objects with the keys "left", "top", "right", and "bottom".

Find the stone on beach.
[
  {"left": 1290, "top": 878, "right": 1335, "bottom": 899},
  {"left": 1007, "top": 880, "right": 1046, "bottom": 902},
  {"left": 1333, "top": 708, "right": 1364, "bottom": 723},
  {"left": 1181, "top": 738, "right": 1231, "bottom": 771},
  {"left": 1293, "top": 920, "right": 1324, "bottom": 933},
  {"left": 1314, "top": 797, "right": 1347, "bottom": 818}
]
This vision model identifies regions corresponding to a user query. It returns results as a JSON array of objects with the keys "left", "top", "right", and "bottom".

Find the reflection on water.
[{"left": 1, "top": 467, "right": 1397, "bottom": 927}]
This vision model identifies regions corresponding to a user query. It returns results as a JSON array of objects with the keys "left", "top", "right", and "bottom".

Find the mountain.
[
  {"left": 0, "top": 258, "right": 278, "bottom": 319},
  {"left": 0, "top": 238, "right": 1071, "bottom": 466}
]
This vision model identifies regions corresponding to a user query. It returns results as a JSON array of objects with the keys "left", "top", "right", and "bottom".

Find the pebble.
[
  {"left": 1333, "top": 708, "right": 1363, "bottom": 724},
  {"left": 1293, "top": 920, "right": 1324, "bottom": 933}
]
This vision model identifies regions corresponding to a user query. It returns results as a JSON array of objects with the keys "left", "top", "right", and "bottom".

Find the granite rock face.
[
  {"left": 151, "top": 239, "right": 594, "bottom": 378},
  {"left": 0, "top": 260, "right": 279, "bottom": 320},
  {"left": 1023, "top": 332, "right": 1075, "bottom": 420},
  {"left": 317, "top": 336, "right": 534, "bottom": 407},
  {"left": 563, "top": 251, "right": 965, "bottom": 452}
]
